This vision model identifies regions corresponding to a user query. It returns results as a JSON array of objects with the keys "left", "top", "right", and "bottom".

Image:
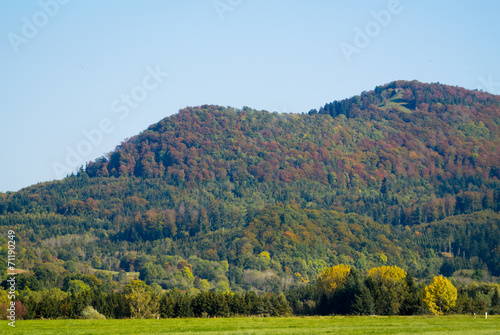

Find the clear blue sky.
[{"left": 1, "top": 0, "right": 499, "bottom": 192}]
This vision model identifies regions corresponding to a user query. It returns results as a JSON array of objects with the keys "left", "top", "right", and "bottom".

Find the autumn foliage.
[
  {"left": 316, "top": 264, "right": 351, "bottom": 296},
  {"left": 367, "top": 265, "right": 407, "bottom": 282},
  {"left": 0, "top": 80, "right": 499, "bottom": 295},
  {"left": 423, "top": 275, "right": 458, "bottom": 315}
]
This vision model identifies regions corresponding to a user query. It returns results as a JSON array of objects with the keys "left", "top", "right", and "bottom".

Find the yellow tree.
[
  {"left": 181, "top": 266, "right": 195, "bottom": 285},
  {"left": 423, "top": 275, "right": 457, "bottom": 315},
  {"left": 316, "top": 264, "right": 351, "bottom": 296},
  {"left": 367, "top": 265, "right": 407, "bottom": 282}
]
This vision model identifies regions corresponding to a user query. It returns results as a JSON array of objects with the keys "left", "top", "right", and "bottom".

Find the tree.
[
  {"left": 492, "top": 287, "right": 499, "bottom": 308},
  {"left": 316, "top": 264, "right": 351, "bottom": 296},
  {"left": 124, "top": 280, "right": 159, "bottom": 319},
  {"left": 367, "top": 265, "right": 407, "bottom": 282},
  {"left": 490, "top": 287, "right": 500, "bottom": 315},
  {"left": 150, "top": 283, "right": 164, "bottom": 296},
  {"left": 196, "top": 279, "right": 210, "bottom": 292},
  {"left": 159, "top": 292, "right": 175, "bottom": 318},
  {"left": 33, "top": 264, "right": 59, "bottom": 289},
  {"left": 64, "top": 261, "right": 79, "bottom": 273},
  {"left": 411, "top": 207, "right": 422, "bottom": 225},
  {"left": 343, "top": 270, "right": 374, "bottom": 315},
  {"left": 91, "top": 256, "right": 102, "bottom": 269},
  {"left": 423, "top": 275, "right": 457, "bottom": 315},
  {"left": 181, "top": 266, "right": 195, "bottom": 285},
  {"left": 139, "top": 262, "right": 167, "bottom": 284},
  {"left": 66, "top": 280, "right": 90, "bottom": 294},
  {"left": 366, "top": 265, "right": 408, "bottom": 315},
  {"left": 216, "top": 281, "right": 230, "bottom": 293},
  {"left": 0, "top": 288, "right": 9, "bottom": 320},
  {"left": 400, "top": 274, "right": 425, "bottom": 315}
]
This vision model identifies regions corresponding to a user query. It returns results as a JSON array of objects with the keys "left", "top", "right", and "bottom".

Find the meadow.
[{"left": 5, "top": 315, "right": 500, "bottom": 335}]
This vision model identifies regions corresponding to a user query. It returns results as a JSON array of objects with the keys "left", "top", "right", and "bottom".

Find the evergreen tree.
[
  {"left": 400, "top": 275, "right": 424, "bottom": 315},
  {"left": 490, "top": 288, "right": 500, "bottom": 314},
  {"left": 159, "top": 292, "right": 175, "bottom": 318},
  {"left": 349, "top": 277, "right": 374, "bottom": 315}
]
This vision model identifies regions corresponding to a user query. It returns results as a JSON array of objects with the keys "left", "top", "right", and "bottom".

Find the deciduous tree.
[{"left": 423, "top": 275, "right": 457, "bottom": 315}]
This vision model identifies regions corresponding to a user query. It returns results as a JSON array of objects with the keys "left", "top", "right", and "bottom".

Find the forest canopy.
[{"left": 0, "top": 80, "right": 499, "bottom": 298}]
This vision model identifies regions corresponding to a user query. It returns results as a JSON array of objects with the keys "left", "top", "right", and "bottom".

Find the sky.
[{"left": 0, "top": 0, "right": 499, "bottom": 192}]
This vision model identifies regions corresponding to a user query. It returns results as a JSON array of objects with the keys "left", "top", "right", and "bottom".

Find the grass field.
[
  {"left": 378, "top": 92, "right": 413, "bottom": 114},
  {"left": 4, "top": 316, "right": 500, "bottom": 335}
]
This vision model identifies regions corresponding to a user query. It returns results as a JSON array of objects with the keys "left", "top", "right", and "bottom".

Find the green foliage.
[
  {"left": 7, "top": 270, "right": 498, "bottom": 319},
  {"left": 139, "top": 262, "right": 167, "bottom": 284},
  {"left": 216, "top": 281, "right": 230, "bottom": 293},
  {"left": 64, "top": 261, "right": 79, "bottom": 273},
  {"left": 125, "top": 280, "right": 158, "bottom": 319},
  {"left": 182, "top": 266, "right": 195, "bottom": 285},
  {"left": 67, "top": 280, "right": 90, "bottom": 294},
  {"left": 366, "top": 266, "right": 408, "bottom": 315},
  {"left": 92, "top": 256, "right": 102, "bottom": 269},
  {"left": 196, "top": 279, "right": 210, "bottom": 292}
]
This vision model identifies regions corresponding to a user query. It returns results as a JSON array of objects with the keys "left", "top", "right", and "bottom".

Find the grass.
[
  {"left": 5, "top": 315, "right": 500, "bottom": 335},
  {"left": 378, "top": 92, "right": 413, "bottom": 114}
]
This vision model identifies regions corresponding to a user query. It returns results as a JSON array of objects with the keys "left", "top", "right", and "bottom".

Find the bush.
[{"left": 81, "top": 306, "right": 106, "bottom": 320}]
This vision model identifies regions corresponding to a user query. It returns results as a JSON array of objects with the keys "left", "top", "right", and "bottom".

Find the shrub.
[{"left": 81, "top": 306, "right": 106, "bottom": 320}]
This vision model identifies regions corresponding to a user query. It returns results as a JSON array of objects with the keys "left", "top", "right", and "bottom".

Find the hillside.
[{"left": 0, "top": 80, "right": 499, "bottom": 293}]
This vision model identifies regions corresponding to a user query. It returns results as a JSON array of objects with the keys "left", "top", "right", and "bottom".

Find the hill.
[{"left": 0, "top": 80, "right": 499, "bottom": 292}]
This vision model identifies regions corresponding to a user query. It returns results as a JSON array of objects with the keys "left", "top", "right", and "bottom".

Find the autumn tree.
[
  {"left": 316, "top": 264, "right": 351, "bottom": 296},
  {"left": 423, "top": 275, "right": 457, "bottom": 315},
  {"left": 367, "top": 265, "right": 407, "bottom": 282}
]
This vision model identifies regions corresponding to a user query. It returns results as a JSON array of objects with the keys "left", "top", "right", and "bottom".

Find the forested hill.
[
  {"left": 1, "top": 80, "right": 499, "bottom": 292},
  {"left": 83, "top": 79, "right": 500, "bottom": 225}
]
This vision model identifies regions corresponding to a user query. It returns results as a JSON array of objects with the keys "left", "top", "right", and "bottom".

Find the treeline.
[
  {"left": 2, "top": 267, "right": 499, "bottom": 320},
  {"left": 286, "top": 265, "right": 500, "bottom": 317},
  {"left": 0, "top": 280, "right": 290, "bottom": 320},
  {"left": 313, "top": 80, "right": 499, "bottom": 117}
]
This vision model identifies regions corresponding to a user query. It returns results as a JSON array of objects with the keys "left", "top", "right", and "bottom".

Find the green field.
[{"left": 4, "top": 316, "right": 500, "bottom": 335}]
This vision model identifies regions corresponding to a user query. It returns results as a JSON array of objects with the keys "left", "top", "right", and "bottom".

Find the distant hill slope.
[
  {"left": 0, "top": 80, "right": 499, "bottom": 288},
  {"left": 82, "top": 80, "right": 499, "bottom": 224}
]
